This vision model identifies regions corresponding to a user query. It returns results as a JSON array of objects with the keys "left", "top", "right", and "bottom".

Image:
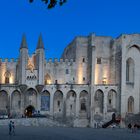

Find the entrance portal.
[{"left": 25, "top": 105, "right": 35, "bottom": 117}]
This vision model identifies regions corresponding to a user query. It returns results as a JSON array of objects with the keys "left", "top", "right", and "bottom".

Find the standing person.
[
  {"left": 128, "top": 123, "right": 132, "bottom": 132},
  {"left": 12, "top": 121, "right": 15, "bottom": 135},
  {"left": 8, "top": 121, "right": 12, "bottom": 135}
]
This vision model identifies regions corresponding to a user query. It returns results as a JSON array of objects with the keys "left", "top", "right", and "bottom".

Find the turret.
[
  {"left": 36, "top": 34, "right": 44, "bottom": 49},
  {"left": 20, "top": 34, "right": 28, "bottom": 49},
  {"left": 19, "top": 34, "right": 28, "bottom": 84},
  {"left": 36, "top": 34, "right": 45, "bottom": 85}
]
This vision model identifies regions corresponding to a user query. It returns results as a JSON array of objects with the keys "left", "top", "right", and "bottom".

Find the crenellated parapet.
[
  {"left": 46, "top": 58, "right": 75, "bottom": 65},
  {"left": 0, "top": 58, "right": 19, "bottom": 63}
]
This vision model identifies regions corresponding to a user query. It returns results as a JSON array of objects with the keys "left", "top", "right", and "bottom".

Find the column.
[
  {"left": 103, "top": 90, "right": 108, "bottom": 120},
  {"left": 76, "top": 92, "right": 80, "bottom": 118},
  {"left": 37, "top": 92, "right": 41, "bottom": 111},
  {"left": 63, "top": 90, "right": 67, "bottom": 121},
  {"left": 50, "top": 89, "right": 54, "bottom": 117}
]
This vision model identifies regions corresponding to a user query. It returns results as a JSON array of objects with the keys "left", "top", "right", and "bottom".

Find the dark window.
[
  {"left": 5, "top": 77, "right": 9, "bottom": 84},
  {"left": 55, "top": 80, "right": 58, "bottom": 84},
  {"left": 57, "top": 101, "right": 60, "bottom": 107},
  {"left": 97, "top": 58, "right": 101, "bottom": 64},
  {"left": 66, "top": 69, "right": 69, "bottom": 74},
  {"left": 72, "top": 93, "right": 75, "bottom": 97},
  {"left": 82, "top": 58, "right": 85, "bottom": 63},
  {"left": 109, "top": 99, "right": 111, "bottom": 104},
  {"left": 83, "top": 77, "right": 85, "bottom": 81},
  {"left": 81, "top": 103, "right": 86, "bottom": 111},
  {"left": 70, "top": 105, "right": 72, "bottom": 110}
]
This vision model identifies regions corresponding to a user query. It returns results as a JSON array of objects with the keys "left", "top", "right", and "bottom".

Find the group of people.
[
  {"left": 128, "top": 123, "right": 138, "bottom": 133},
  {"left": 9, "top": 121, "right": 15, "bottom": 135}
]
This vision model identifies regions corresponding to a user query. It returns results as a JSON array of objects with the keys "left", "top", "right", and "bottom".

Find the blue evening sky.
[{"left": 0, "top": 0, "right": 140, "bottom": 59}]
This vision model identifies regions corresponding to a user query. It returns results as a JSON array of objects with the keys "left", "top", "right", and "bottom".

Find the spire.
[
  {"left": 37, "top": 34, "right": 44, "bottom": 49},
  {"left": 20, "top": 34, "right": 28, "bottom": 49}
]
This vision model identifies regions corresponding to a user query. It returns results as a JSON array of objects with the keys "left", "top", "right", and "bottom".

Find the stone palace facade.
[{"left": 0, "top": 33, "right": 139, "bottom": 127}]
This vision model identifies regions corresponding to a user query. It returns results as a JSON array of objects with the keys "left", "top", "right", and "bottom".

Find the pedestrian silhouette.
[
  {"left": 12, "top": 121, "right": 15, "bottom": 135},
  {"left": 8, "top": 121, "right": 12, "bottom": 135}
]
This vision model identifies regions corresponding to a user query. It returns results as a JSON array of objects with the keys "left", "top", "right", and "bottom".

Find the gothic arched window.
[
  {"left": 126, "top": 58, "right": 134, "bottom": 83},
  {"left": 128, "top": 96, "right": 134, "bottom": 113},
  {"left": 4, "top": 71, "right": 11, "bottom": 84},
  {"left": 45, "top": 73, "right": 51, "bottom": 84}
]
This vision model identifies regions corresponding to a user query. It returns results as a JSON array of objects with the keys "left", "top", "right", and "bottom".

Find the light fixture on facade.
[
  {"left": 47, "top": 80, "right": 51, "bottom": 84},
  {"left": 102, "top": 77, "right": 107, "bottom": 84}
]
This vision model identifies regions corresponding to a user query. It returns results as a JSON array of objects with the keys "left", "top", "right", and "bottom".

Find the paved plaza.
[{"left": 0, "top": 126, "right": 140, "bottom": 140}]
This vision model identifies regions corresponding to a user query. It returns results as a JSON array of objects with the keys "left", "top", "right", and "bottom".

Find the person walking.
[
  {"left": 8, "top": 121, "right": 12, "bottom": 135},
  {"left": 12, "top": 121, "right": 15, "bottom": 135}
]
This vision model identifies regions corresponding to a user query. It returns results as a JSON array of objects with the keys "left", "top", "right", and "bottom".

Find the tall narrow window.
[
  {"left": 82, "top": 58, "right": 85, "bottom": 63},
  {"left": 97, "top": 58, "right": 101, "bottom": 64},
  {"left": 128, "top": 96, "right": 134, "bottom": 113},
  {"left": 4, "top": 71, "right": 11, "bottom": 84},
  {"left": 126, "top": 58, "right": 134, "bottom": 83},
  {"left": 83, "top": 77, "right": 85, "bottom": 81},
  {"left": 81, "top": 102, "right": 86, "bottom": 111},
  {"left": 66, "top": 69, "right": 69, "bottom": 74},
  {"left": 57, "top": 100, "right": 60, "bottom": 107},
  {"left": 5, "top": 77, "right": 9, "bottom": 84}
]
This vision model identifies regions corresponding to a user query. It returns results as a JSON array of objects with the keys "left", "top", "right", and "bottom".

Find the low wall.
[
  {"left": 0, "top": 118, "right": 67, "bottom": 127},
  {"left": 0, "top": 118, "right": 89, "bottom": 127}
]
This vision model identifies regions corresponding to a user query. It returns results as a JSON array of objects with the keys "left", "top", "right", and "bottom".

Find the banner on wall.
[{"left": 41, "top": 95, "right": 50, "bottom": 111}]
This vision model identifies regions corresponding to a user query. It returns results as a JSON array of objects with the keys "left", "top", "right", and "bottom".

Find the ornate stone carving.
[
  {"left": 19, "top": 84, "right": 27, "bottom": 93},
  {"left": 35, "top": 85, "right": 44, "bottom": 93}
]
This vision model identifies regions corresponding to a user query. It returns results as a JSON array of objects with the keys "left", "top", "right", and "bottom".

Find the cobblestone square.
[{"left": 0, "top": 126, "right": 140, "bottom": 140}]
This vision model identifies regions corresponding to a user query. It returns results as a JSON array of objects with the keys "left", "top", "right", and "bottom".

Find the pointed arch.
[
  {"left": 4, "top": 71, "right": 11, "bottom": 84},
  {"left": 41, "top": 90, "right": 50, "bottom": 111},
  {"left": 107, "top": 89, "right": 117, "bottom": 112},
  {"left": 94, "top": 89, "right": 104, "bottom": 114},
  {"left": 66, "top": 90, "right": 76, "bottom": 117},
  {"left": 25, "top": 88, "right": 37, "bottom": 109},
  {"left": 126, "top": 57, "right": 134, "bottom": 83},
  {"left": 79, "top": 90, "right": 89, "bottom": 112},
  {"left": 128, "top": 96, "right": 134, "bottom": 113},
  {"left": 128, "top": 44, "right": 140, "bottom": 52},
  {"left": 0, "top": 90, "right": 8, "bottom": 115},
  {"left": 53, "top": 90, "right": 63, "bottom": 114},
  {"left": 45, "top": 73, "right": 51, "bottom": 84},
  {"left": 11, "top": 90, "right": 21, "bottom": 110},
  {"left": 67, "top": 90, "right": 77, "bottom": 98}
]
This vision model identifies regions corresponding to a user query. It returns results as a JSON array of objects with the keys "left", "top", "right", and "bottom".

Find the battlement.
[
  {"left": 0, "top": 58, "right": 19, "bottom": 63},
  {"left": 46, "top": 58, "right": 75, "bottom": 64}
]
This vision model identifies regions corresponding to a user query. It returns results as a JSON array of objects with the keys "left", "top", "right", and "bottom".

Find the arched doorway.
[
  {"left": 25, "top": 105, "right": 35, "bottom": 117},
  {"left": 11, "top": 90, "right": 21, "bottom": 117},
  {"left": 0, "top": 90, "right": 8, "bottom": 115},
  {"left": 94, "top": 90, "right": 104, "bottom": 114},
  {"left": 25, "top": 88, "right": 37, "bottom": 109},
  {"left": 79, "top": 90, "right": 89, "bottom": 118},
  {"left": 66, "top": 90, "right": 76, "bottom": 117},
  {"left": 53, "top": 90, "right": 63, "bottom": 116},
  {"left": 107, "top": 90, "right": 117, "bottom": 112}
]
